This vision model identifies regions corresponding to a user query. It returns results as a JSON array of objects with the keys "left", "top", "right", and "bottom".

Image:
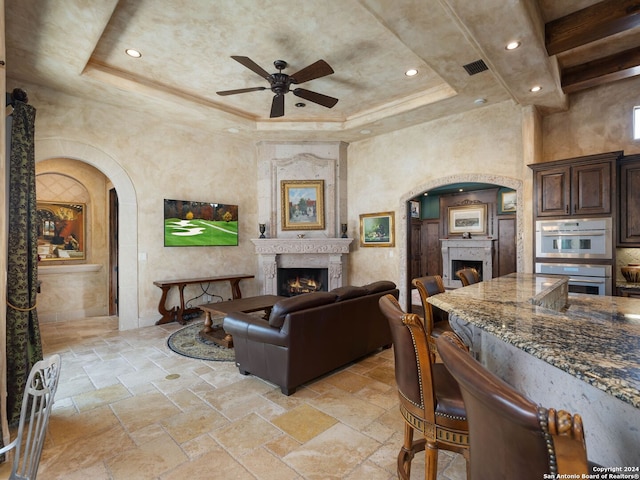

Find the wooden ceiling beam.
[
  {"left": 546, "top": 0, "right": 640, "bottom": 56},
  {"left": 561, "top": 45, "right": 640, "bottom": 93}
]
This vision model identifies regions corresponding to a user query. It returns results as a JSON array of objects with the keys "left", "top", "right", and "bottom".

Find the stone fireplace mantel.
[
  {"left": 252, "top": 238, "right": 353, "bottom": 295},
  {"left": 441, "top": 238, "right": 496, "bottom": 289}
]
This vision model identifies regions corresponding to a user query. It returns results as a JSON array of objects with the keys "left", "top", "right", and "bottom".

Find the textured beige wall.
[
  {"left": 21, "top": 76, "right": 639, "bottom": 325},
  {"left": 27, "top": 84, "right": 259, "bottom": 325},
  {"left": 543, "top": 76, "right": 640, "bottom": 161},
  {"left": 346, "top": 101, "right": 526, "bottom": 298}
]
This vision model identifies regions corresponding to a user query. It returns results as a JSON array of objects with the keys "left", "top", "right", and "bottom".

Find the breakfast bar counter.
[{"left": 428, "top": 273, "right": 640, "bottom": 467}]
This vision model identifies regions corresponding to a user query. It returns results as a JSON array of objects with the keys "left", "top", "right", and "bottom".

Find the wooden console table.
[{"left": 153, "top": 274, "right": 254, "bottom": 325}]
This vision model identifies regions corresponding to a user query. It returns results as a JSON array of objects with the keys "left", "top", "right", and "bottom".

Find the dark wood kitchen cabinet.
[
  {"left": 530, "top": 151, "right": 621, "bottom": 218},
  {"left": 618, "top": 154, "right": 640, "bottom": 246}
]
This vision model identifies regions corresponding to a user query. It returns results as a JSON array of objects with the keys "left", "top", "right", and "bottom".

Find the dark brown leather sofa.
[{"left": 223, "top": 281, "right": 399, "bottom": 395}]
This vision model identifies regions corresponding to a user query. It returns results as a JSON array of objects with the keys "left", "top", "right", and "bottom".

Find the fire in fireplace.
[
  {"left": 278, "top": 268, "right": 328, "bottom": 297},
  {"left": 451, "top": 260, "right": 483, "bottom": 280}
]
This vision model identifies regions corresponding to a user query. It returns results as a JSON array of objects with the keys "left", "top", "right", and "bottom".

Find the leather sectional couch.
[{"left": 223, "top": 281, "right": 399, "bottom": 394}]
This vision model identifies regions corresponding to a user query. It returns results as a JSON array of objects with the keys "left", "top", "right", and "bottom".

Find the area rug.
[{"left": 167, "top": 321, "right": 235, "bottom": 362}]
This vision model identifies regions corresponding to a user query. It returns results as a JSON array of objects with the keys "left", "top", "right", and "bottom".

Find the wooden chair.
[
  {"left": 411, "top": 275, "right": 452, "bottom": 362},
  {"left": 0, "top": 354, "right": 62, "bottom": 480},
  {"left": 436, "top": 333, "right": 589, "bottom": 479},
  {"left": 378, "top": 294, "right": 469, "bottom": 480},
  {"left": 455, "top": 268, "right": 480, "bottom": 287}
]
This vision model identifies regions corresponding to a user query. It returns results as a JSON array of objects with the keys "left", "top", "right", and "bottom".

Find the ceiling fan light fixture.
[
  {"left": 405, "top": 68, "right": 418, "bottom": 77},
  {"left": 218, "top": 56, "right": 338, "bottom": 117},
  {"left": 125, "top": 48, "right": 142, "bottom": 58}
]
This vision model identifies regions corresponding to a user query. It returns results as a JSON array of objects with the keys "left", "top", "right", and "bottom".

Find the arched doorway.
[
  {"left": 399, "top": 174, "right": 524, "bottom": 308},
  {"left": 36, "top": 139, "right": 139, "bottom": 330}
]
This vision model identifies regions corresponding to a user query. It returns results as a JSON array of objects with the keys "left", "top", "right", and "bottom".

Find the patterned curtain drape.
[{"left": 5, "top": 99, "right": 43, "bottom": 425}]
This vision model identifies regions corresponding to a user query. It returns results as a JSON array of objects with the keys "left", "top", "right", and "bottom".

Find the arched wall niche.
[
  {"left": 35, "top": 139, "right": 139, "bottom": 331},
  {"left": 397, "top": 173, "right": 524, "bottom": 307}
]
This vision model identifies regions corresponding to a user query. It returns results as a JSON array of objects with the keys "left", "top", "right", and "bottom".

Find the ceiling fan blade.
[
  {"left": 293, "top": 88, "right": 339, "bottom": 109},
  {"left": 216, "top": 87, "right": 266, "bottom": 96},
  {"left": 231, "top": 56, "right": 271, "bottom": 79},
  {"left": 290, "top": 60, "right": 334, "bottom": 84},
  {"left": 270, "top": 94, "right": 285, "bottom": 118}
]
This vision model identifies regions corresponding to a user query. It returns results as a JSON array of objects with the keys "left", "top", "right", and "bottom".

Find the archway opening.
[
  {"left": 35, "top": 139, "right": 139, "bottom": 331},
  {"left": 400, "top": 175, "right": 523, "bottom": 310}
]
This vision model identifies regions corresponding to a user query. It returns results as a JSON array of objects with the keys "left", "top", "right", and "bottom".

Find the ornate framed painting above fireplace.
[
  {"left": 448, "top": 203, "right": 487, "bottom": 235},
  {"left": 281, "top": 180, "right": 325, "bottom": 231}
]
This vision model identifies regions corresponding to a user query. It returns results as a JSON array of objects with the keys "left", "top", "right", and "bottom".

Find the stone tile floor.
[{"left": 1, "top": 316, "right": 467, "bottom": 479}]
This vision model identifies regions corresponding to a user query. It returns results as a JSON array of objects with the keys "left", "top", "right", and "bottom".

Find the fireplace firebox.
[
  {"left": 451, "top": 260, "right": 483, "bottom": 281},
  {"left": 278, "top": 268, "right": 328, "bottom": 297}
]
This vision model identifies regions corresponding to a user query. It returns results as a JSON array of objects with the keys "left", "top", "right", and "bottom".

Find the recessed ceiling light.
[
  {"left": 506, "top": 41, "right": 521, "bottom": 50},
  {"left": 226, "top": 128, "right": 240, "bottom": 134},
  {"left": 474, "top": 98, "right": 487, "bottom": 105},
  {"left": 405, "top": 69, "right": 418, "bottom": 77},
  {"left": 125, "top": 48, "right": 142, "bottom": 58},
  {"left": 360, "top": 129, "right": 371, "bottom": 135},
  {"left": 295, "top": 102, "right": 306, "bottom": 108},
  {"left": 530, "top": 85, "right": 542, "bottom": 92}
]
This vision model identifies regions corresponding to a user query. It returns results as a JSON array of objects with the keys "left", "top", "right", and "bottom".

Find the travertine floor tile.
[
  {"left": 32, "top": 316, "right": 466, "bottom": 479},
  {"left": 283, "top": 423, "right": 380, "bottom": 478},
  {"left": 272, "top": 403, "right": 337, "bottom": 443}
]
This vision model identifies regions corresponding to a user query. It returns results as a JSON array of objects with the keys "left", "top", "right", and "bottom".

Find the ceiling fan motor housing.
[{"left": 269, "top": 72, "right": 292, "bottom": 94}]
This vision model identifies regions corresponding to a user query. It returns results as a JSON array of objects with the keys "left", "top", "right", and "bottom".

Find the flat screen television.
[{"left": 164, "top": 199, "right": 238, "bottom": 247}]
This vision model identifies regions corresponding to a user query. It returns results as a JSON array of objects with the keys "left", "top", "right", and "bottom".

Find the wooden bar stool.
[
  {"left": 412, "top": 275, "right": 452, "bottom": 362},
  {"left": 455, "top": 268, "right": 480, "bottom": 286},
  {"left": 379, "top": 294, "right": 469, "bottom": 480},
  {"left": 437, "top": 332, "right": 589, "bottom": 479}
]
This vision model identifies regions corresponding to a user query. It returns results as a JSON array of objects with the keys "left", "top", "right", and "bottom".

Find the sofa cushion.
[
  {"left": 363, "top": 280, "right": 396, "bottom": 294},
  {"left": 269, "top": 292, "right": 338, "bottom": 328},
  {"left": 331, "top": 285, "right": 368, "bottom": 301}
]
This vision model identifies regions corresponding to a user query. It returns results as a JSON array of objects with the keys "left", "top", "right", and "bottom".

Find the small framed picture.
[
  {"left": 448, "top": 204, "right": 487, "bottom": 235},
  {"left": 410, "top": 200, "right": 420, "bottom": 219},
  {"left": 500, "top": 190, "right": 517, "bottom": 213},
  {"left": 360, "top": 211, "right": 395, "bottom": 247},
  {"left": 281, "top": 180, "right": 325, "bottom": 230}
]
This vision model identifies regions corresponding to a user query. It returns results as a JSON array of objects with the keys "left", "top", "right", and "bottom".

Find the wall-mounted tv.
[{"left": 164, "top": 199, "right": 238, "bottom": 247}]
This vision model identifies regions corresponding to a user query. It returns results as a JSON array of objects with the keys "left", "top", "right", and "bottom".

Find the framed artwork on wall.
[
  {"left": 500, "top": 190, "right": 517, "bottom": 213},
  {"left": 281, "top": 180, "right": 325, "bottom": 230},
  {"left": 448, "top": 204, "right": 487, "bottom": 235},
  {"left": 36, "top": 202, "right": 85, "bottom": 261},
  {"left": 360, "top": 211, "right": 395, "bottom": 247},
  {"left": 410, "top": 200, "right": 420, "bottom": 219}
]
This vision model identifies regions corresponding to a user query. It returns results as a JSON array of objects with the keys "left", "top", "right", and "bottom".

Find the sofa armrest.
[{"left": 223, "top": 312, "right": 288, "bottom": 347}]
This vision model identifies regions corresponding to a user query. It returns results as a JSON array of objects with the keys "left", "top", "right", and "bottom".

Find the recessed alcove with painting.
[{"left": 407, "top": 182, "right": 517, "bottom": 296}]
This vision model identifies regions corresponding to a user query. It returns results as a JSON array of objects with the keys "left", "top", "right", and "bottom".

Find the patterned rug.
[{"left": 167, "top": 320, "right": 235, "bottom": 362}]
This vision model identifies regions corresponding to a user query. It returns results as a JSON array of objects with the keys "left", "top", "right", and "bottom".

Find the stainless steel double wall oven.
[{"left": 535, "top": 218, "right": 613, "bottom": 295}]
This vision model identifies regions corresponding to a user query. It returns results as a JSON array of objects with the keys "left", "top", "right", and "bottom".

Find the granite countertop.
[
  {"left": 428, "top": 273, "right": 640, "bottom": 409},
  {"left": 617, "top": 281, "right": 640, "bottom": 290}
]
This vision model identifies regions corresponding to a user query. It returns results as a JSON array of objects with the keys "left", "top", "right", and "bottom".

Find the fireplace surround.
[
  {"left": 441, "top": 238, "right": 496, "bottom": 289},
  {"left": 252, "top": 238, "right": 353, "bottom": 295}
]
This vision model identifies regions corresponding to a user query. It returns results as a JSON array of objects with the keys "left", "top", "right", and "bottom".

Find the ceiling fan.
[{"left": 216, "top": 56, "right": 339, "bottom": 118}]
